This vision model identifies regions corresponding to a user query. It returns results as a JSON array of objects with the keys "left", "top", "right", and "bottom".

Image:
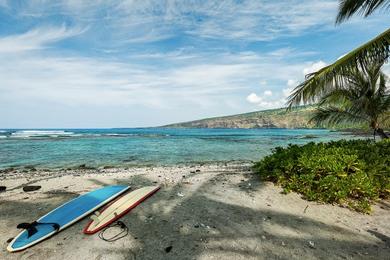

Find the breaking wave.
[{"left": 10, "top": 130, "right": 75, "bottom": 138}]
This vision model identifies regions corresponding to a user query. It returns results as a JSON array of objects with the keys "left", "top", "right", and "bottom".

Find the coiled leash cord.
[{"left": 98, "top": 221, "right": 128, "bottom": 242}]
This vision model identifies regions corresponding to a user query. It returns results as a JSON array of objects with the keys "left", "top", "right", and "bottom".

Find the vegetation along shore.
[{"left": 1, "top": 0, "right": 389, "bottom": 259}]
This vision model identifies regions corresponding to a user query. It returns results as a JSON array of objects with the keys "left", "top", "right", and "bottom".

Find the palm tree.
[
  {"left": 310, "top": 63, "right": 390, "bottom": 139},
  {"left": 336, "top": 0, "right": 390, "bottom": 24},
  {"left": 287, "top": 0, "right": 390, "bottom": 108}
]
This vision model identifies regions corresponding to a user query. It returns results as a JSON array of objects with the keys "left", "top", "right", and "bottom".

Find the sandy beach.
[{"left": 0, "top": 164, "right": 389, "bottom": 260}]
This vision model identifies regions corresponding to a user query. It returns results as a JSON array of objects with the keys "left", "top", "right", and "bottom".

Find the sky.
[{"left": 0, "top": 0, "right": 389, "bottom": 128}]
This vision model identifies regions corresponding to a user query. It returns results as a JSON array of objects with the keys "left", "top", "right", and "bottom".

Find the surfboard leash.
[{"left": 98, "top": 221, "right": 129, "bottom": 242}]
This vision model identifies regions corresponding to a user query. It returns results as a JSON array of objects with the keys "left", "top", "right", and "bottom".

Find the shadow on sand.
[{"left": 1, "top": 168, "right": 388, "bottom": 260}]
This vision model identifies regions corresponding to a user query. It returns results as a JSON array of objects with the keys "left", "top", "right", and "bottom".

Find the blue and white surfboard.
[{"left": 7, "top": 185, "right": 130, "bottom": 252}]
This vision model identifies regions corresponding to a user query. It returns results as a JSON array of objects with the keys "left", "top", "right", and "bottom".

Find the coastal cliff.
[{"left": 164, "top": 106, "right": 318, "bottom": 129}]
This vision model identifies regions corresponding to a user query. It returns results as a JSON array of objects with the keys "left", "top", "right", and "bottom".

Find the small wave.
[
  {"left": 139, "top": 134, "right": 170, "bottom": 137},
  {"left": 104, "top": 133, "right": 135, "bottom": 137},
  {"left": 11, "top": 130, "right": 75, "bottom": 138},
  {"left": 88, "top": 134, "right": 102, "bottom": 137},
  {"left": 103, "top": 133, "right": 170, "bottom": 138}
]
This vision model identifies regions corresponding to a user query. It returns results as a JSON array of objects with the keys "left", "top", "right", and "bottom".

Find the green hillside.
[{"left": 164, "top": 106, "right": 321, "bottom": 129}]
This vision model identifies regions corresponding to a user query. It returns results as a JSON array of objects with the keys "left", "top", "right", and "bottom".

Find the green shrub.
[{"left": 253, "top": 139, "right": 390, "bottom": 213}]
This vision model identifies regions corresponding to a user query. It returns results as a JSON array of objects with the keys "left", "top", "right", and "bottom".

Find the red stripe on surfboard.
[{"left": 83, "top": 186, "right": 160, "bottom": 234}]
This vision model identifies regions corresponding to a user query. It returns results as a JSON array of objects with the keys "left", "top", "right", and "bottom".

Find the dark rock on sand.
[
  {"left": 0, "top": 186, "right": 6, "bottom": 192},
  {"left": 0, "top": 167, "right": 15, "bottom": 174},
  {"left": 23, "top": 185, "right": 41, "bottom": 192},
  {"left": 77, "top": 164, "right": 95, "bottom": 170},
  {"left": 165, "top": 246, "right": 173, "bottom": 253},
  {"left": 24, "top": 165, "right": 37, "bottom": 171}
]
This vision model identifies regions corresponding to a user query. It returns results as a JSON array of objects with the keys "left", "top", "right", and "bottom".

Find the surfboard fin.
[
  {"left": 16, "top": 221, "right": 59, "bottom": 238},
  {"left": 17, "top": 223, "right": 38, "bottom": 238},
  {"left": 90, "top": 213, "right": 102, "bottom": 222}
]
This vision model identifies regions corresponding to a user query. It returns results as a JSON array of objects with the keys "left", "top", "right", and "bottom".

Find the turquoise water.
[{"left": 0, "top": 128, "right": 359, "bottom": 169}]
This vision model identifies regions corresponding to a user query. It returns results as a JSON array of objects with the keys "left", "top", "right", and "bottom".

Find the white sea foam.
[
  {"left": 105, "top": 133, "right": 134, "bottom": 137},
  {"left": 70, "top": 134, "right": 84, "bottom": 137},
  {"left": 11, "top": 130, "right": 75, "bottom": 138}
]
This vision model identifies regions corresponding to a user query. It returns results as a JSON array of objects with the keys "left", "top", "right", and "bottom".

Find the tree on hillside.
[
  {"left": 287, "top": 0, "right": 390, "bottom": 108},
  {"left": 310, "top": 63, "right": 390, "bottom": 139}
]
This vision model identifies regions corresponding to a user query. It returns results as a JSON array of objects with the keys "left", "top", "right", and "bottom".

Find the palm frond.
[
  {"left": 377, "top": 71, "right": 389, "bottom": 96},
  {"left": 379, "top": 93, "right": 390, "bottom": 111},
  {"left": 381, "top": 113, "right": 390, "bottom": 126},
  {"left": 336, "top": 0, "right": 390, "bottom": 24},
  {"left": 318, "top": 88, "right": 354, "bottom": 106},
  {"left": 287, "top": 28, "right": 390, "bottom": 108},
  {"left": 310, "top": 106, "right": 368, "bottom": 126}
]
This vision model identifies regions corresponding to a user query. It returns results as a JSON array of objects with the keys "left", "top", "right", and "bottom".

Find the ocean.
[{"left": 0, "top": 128, "right": 360, "bottom": 169}]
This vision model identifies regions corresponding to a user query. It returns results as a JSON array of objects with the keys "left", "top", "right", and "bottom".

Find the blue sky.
[{"left": 0, "top": 0, "right": 389, "bottom": 128}]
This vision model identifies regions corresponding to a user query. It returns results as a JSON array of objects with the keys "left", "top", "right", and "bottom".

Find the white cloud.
[
  {"left": 287, "top": 79, "right": 297, "bottom": 87},
  {"left": 247, "top": 78, "right": 304, "bottom": 109},
  {"left": 123, "top": 30, "right": 173, "bottom": 43},
  {"left": 246, "top": 90, "right": 285, "bottom": 109},
  {"left": 0, "top": 1, "right": 388, "bottom": 127},
  {"left": 282, "top": 88, "right": 293, "bottom": 98},
  {"left": 0, "top": 25, "right": 86, "bottom": 53},
  {"left": 269, "top": 48, "right": 294, "bottom": 57},
  {"left": 282, "top": 79, "right": 298, "bottom": 98},
  {"left": 0, "top": 24, "right": 335, "bottom": 127},
  {"left": 1, "top": 41, "right": 311, "bottom": 113},
  {"left": 246, "top": 93, "right": 262, "bottom": 104},
  {"left": 0, "top": 0, "right": 8, "bottom": 8},
  {"left": 184, "top": 0, "right": 338, "bottom": 41},
  {"left": 257, "top": 100, "right": 286, "bottom": 109},
  {"left": 303, "top": 60, "right": 327, "bottom": 75},
  {"left": 11, "top": 0, "right": 339, "bottom": 43}
]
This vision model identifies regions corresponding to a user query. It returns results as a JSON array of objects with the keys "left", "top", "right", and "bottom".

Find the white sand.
[{"left": 0, "top": 164, "right": 389, "bottom": 259}]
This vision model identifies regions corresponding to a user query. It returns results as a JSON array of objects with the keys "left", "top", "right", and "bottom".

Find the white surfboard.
[{"left": 83, "top": 186, "right": 160, "bottom": 234}]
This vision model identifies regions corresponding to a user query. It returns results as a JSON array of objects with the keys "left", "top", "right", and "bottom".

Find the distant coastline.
[{"left": 163, "top": 105, "right": 364, "bottom": 130}]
